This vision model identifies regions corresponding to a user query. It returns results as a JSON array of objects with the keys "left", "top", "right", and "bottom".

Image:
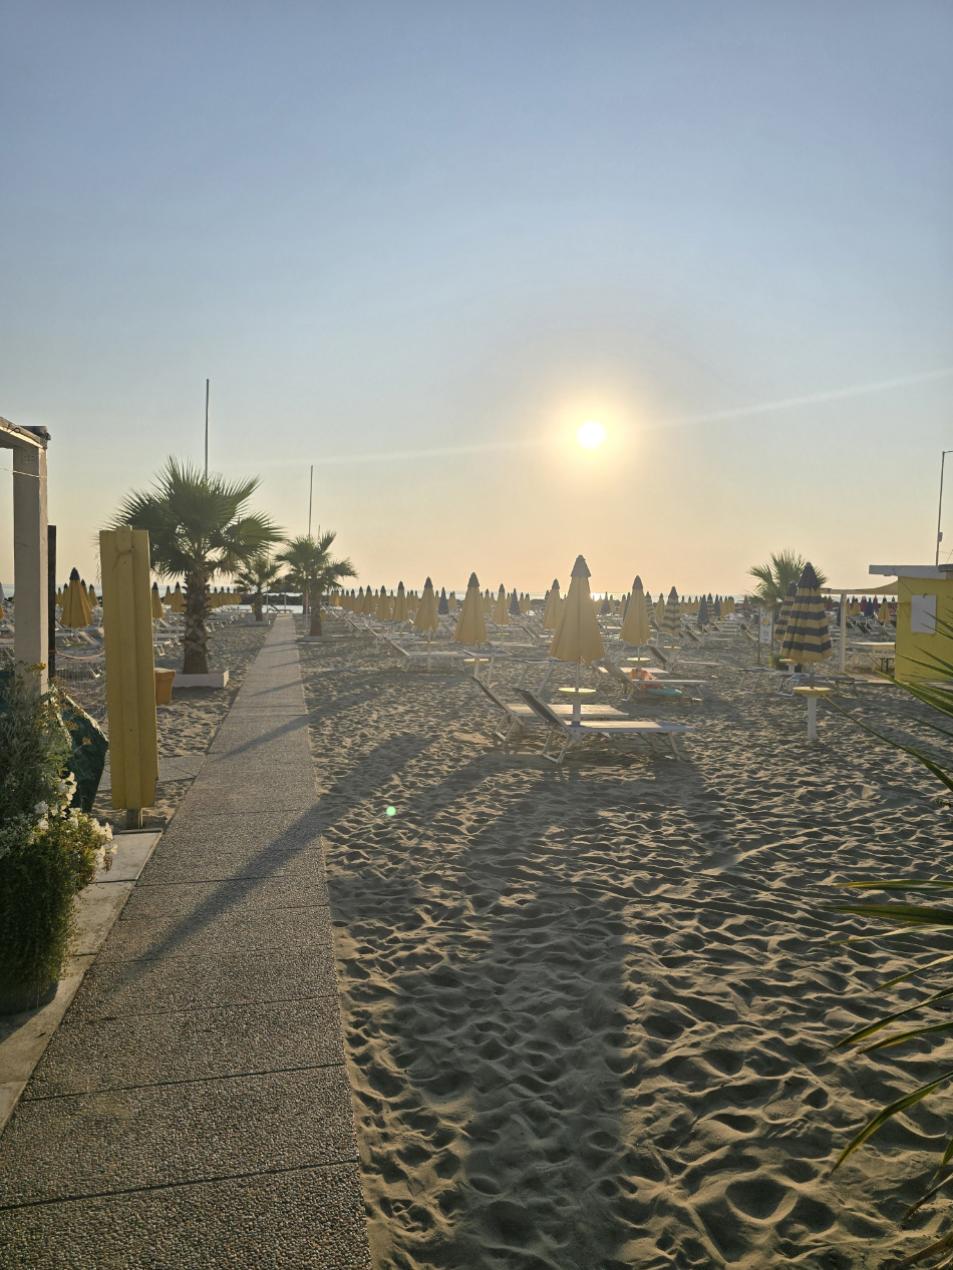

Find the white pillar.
[
  {"left": 12, "top": 444, "right": 48, "bottom": 693},
  {"left": 838, "top": 590, "right": 847, "bottom": 674}
]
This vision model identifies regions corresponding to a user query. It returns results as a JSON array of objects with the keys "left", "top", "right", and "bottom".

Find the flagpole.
[{"left": 204, "top": 378, "right": 210, "bottom": 477}]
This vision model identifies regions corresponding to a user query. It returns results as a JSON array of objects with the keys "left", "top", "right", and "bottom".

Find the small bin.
[{"left": 154, "top": 668, "right": 175, "bottom": 705}]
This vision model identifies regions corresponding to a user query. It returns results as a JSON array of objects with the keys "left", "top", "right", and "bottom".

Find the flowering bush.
[{"left": 0, "top": 668, "right": 114, "bottom": 1005}]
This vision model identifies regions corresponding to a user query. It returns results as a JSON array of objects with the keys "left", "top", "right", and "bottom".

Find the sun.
[{"left": 576, "top": 419, "right": 607, "bottom": 450}]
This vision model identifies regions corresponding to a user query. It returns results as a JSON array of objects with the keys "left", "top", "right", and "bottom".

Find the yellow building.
[{"left": 870, "top": 564, "right": 953, "bottom": 683}]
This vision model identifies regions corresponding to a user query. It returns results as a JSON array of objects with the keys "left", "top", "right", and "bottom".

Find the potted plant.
[{"left": 0, "top": 668, "right": 114, "bottom": 1013}]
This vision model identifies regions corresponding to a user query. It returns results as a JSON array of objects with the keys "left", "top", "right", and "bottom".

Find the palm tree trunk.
[
  {"left": 253, "top": 594, "right": 263, "bottom": 621},
  {"left": 183, "top": 571, "right": 210, "bottom": 674},
  {"left": 310, "top": 589, "right": 323, "bottom": 637}
]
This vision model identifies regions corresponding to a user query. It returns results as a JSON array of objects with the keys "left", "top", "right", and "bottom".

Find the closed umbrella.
[
  {"left": 168, "top": 582, "right": 185, "bottom": 614},
  {"left": 151, "top": 582, "right": 164, "bottom": 621},
  {"left": 774, "top": 581, "right": 798, "bottom": 646},
  {"left": 454, "top": 572, "right": 488, "bottom": 645},
  {"left": 697, "top": 595, "right": 709, "bottom": 628},
  {"left": 664, "top": 587, "right": 681, "bottom": 647},
  {"left": 493, "top": 585, "right": 509, "bottom": 626},
  {"left": 394, "top": 582, "right": 408, "bottom": 622},
  {"left": 61, "top": 567, "right": 92, "bottom": 628},
  {"left": 438, "top": 587, "right": 450, "bottom": 616},
  {"left": 542, "top": 580, "right": 561, "bottom": 631},
  {"left": 415, "top": 577, "right": 439, "bottom": 634},
  {"left": 781, "top": 563, "right": 832, "bottom": 670},
  {"left": 621, "top": 575, "right": 650, "bottom": 651},
  {"left": 550, "top": 555, "right": 605, "bottom": 719},
  {"left": 508, "top": 589, "right": 521, "bottom": 617},
  {"left": 448, "top": 591, "right": 458, "bottom": 613}
]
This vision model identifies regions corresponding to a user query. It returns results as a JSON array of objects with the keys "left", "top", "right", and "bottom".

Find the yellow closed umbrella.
[
  {"left": 448, "top": 591, "right": 458, "bottom": 612},
  {"left": 169, "top": 582, "right": 185, "bottom": 614},
  {"left": 454, "top": 572, "right": 488, "bottom": 645},
  {"left": 542, "top": 580, "right": 561, "bottom": 630},
  {"left": 393, "top": 581, "right": 408, "bottom": 622},
  {"left": 493, "top": 584, "right": 509, "bottom": 626},
  {"left": 415, "top": 576, "right": 440, "bottom": 667},
  {"left": 414, "top": 577, "right": 439, "bottom": 634},
  {"left": 781, "top": 563, "right": 831, "bottom": 669},
  {"left": 151, "top": 582, "right": 164, "bottom": 621},
  {"left": 377, "top": 586, "right": 391, "bottom": 620},
  {"left": 61, "top": 568, "right": 92, "bottom": 628},
  {"left": 877, "top": 600, "right": 889, "bottom": 625},
  {"left": 621, "top": 575, "right": 650, "bottom": 650},
  {"left": 550, "top": 555, "right": 605, "bottom": 718}
]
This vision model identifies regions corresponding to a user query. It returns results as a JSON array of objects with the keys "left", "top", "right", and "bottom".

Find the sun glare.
[{"left": 576, "top": 419, "right": 607, "bottom": 450}]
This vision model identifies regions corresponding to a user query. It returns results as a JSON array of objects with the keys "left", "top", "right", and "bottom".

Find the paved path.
[{"left": 0, "top": 615, "right": 371, "bottom": 1268}]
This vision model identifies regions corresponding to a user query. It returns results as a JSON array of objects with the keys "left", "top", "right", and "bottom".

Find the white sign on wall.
[
  {"left": 759, "top": 613, "right": 774, "bottom": 645},
  {"left": 911, "top": 594, "right": 938, "bottom": 635}
]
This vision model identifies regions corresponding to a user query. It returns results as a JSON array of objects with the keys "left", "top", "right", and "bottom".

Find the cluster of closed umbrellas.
[
  {"left": 335, "top": 569, "right": 738, "bottom": 659},
  {"left": 54, "top": 570, "right": 247, "bottom": 630}
]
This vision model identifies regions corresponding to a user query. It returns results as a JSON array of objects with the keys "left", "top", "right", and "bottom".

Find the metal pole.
[
  {"left": 308, "top": 464, "right": 314, "bottom": 537},
  {"left": 204, "top": 379, "right": 210, "bottom": 478},
  {"left": 838, "top": 589, "right": 847, "bottom": 674},
  {"left": 936, "top": 450, "right": 951, "bottom": 566}
]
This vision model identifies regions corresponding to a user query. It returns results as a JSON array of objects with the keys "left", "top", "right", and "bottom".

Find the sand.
[
  {"left": 64, "top": 615, "right": 271, "bottom": 829},
  {"left": 299, "top": 616, "right": 953, "bottom": 1269}
]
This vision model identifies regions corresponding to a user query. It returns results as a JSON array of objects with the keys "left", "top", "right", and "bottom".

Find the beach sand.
[
  {"left": 300, "top": 617, "right": 953, "bottom": 1268},
  {"left": 64, "top": 615, "right": 271, "bottom": 829}
]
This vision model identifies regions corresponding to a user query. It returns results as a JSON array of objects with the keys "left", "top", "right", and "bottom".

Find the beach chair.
[
  {"left": 472, "top": 677, "right": 626, "bottom": 749},
  {"left": 515, "top": 689, "right": 692, "bottom": 765},
  {"left": 384, "top": 636, "right": 461, "bottom": 672}
]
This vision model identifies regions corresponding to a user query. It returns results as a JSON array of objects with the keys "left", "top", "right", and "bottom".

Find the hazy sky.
[{"left": 2, "top": 1, "right": 952, "bottom": 596}]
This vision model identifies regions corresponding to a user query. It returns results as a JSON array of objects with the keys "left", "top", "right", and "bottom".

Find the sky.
[{"left": 2, "top": 0, "right": 952, "bottom": 597}]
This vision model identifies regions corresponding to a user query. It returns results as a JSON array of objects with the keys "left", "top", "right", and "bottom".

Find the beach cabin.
[{"left": 869, "top": 563, "right": 953, "bottom": 684}]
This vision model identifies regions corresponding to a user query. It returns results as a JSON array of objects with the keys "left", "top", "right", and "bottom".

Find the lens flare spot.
[{"left": 576, "top": 420, "right": 606, "bottom": 450}]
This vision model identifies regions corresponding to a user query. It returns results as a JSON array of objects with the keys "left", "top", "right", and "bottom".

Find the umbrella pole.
[
  {"left": 574, "top": 659, "right": 581, "bottom": 722},
  {"left": 806, "top": 694, "right": 818, "bottom": 742},
  {"left": 427, "top": 631, "right": 432, "bottom": 672}
]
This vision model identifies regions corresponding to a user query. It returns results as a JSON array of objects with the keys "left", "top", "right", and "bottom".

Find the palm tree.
[
  {"left": 114, "top": 458, "right": 280, "bottom": 673},
  {"left": 234, "top": 552, "right": 283, "bottom": 622},
  {"left": 277, "top": 531, "right": 356, "bottom": 636},
  {"left": 749, "top": 550, "right": 826, "bottom": 609}
]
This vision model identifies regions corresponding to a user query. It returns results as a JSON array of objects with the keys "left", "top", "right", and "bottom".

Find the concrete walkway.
[{"left": 0, "top": 615, "right": 371, "bottom": 1269}]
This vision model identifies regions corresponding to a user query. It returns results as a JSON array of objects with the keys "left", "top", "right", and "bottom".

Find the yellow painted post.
[{"left": 99, "top": 528, "right": 158, "bottom": 825}]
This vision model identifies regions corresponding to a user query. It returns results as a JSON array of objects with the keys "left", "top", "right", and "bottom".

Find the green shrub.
[{"left": 0, "top": 669, "right": 113, "bottom": 1002}]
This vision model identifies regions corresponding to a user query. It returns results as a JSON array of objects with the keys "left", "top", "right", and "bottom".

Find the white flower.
[{"left": 33, "top": 801, "right": 48, "bottom": 816}]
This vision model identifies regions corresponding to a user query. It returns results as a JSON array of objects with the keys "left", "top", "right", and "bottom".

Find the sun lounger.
[
  {"left": 515, "top": 689, "right": 692, "bottom": 764},
  {"left": 384, "top": 636, "right": 461, "bottom": 671},
  {"left": 473, "top": 677, "right": 626, "bottom": 748}
]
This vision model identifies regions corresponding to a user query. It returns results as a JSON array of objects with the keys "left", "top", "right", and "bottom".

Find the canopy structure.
[{"left": 822, "top": 580, "right": 898, "bottom": 672}]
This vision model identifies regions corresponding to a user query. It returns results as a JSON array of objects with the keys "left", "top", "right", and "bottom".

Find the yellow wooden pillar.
[{"left": 99, "top": 528, "right": 158, "bottom": 826}]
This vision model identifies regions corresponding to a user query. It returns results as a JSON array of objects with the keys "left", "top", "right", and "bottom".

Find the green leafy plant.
[
  {"left": 0, "top": 670, "right": 114, "bottom": 1007},
  {"left": 113, "top": 458, "right": 281, "bottom": 673},
  {"left": 749, "top": 550, "right": 826, "bottom": 608},
  {"left": 234, "top": 552, "right": 283, "bottom": 622},
  {"left": 827, "top": 620, "right": 953, "bottom": 1259},
  {"left": 277, "top": 531, "right": 356, "bottom": 637}
]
